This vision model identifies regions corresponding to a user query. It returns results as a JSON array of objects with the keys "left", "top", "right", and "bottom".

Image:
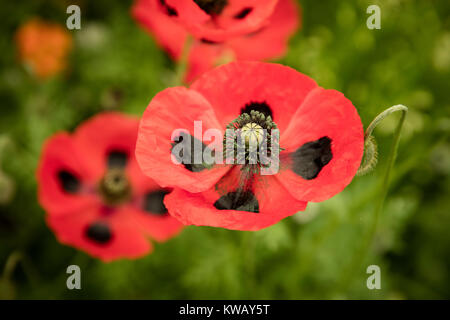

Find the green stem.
[
  {"left": 365, "top": 104, "right": 409, "bottom": 139},
  {"left": 173, "top": 35, "right": 193, "bottom": 86},
  {"left": 366, "top": 104, "right": 408, "bottom": 246},
  {"left": 340, "top": 104, "right": 408, "bottom": 292}
]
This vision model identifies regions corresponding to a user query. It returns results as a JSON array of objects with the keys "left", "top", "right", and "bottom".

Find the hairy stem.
[
  {"left": 367, "top": 105, "right": 408, "bottom": 246},
  {"left": 341, "top": 104, "right": 408, "bottom": 292}
]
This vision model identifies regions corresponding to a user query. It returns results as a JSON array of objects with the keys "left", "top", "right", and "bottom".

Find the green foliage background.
[{"left": 0, "top": 0, "right": 449, "bottom": 299}]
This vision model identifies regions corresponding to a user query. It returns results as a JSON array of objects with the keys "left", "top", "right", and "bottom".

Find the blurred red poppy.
[
  {"left": 15, "top": 18, "right": 72, "bottom": 79},
  {"left": 132, "top": 0, "right": 298, "bottom": 81},
  {"left": 37, "top": 113, "right": 183, "bottom": 261},
  {"left": 186, "top": 0, "right": 300, "bottom": 81},
  {"left": 135, "top": 62, "right": 364, "bottom": 231},
  {"left": 155, "top": 0, "right": 278, "bottom": 41}
]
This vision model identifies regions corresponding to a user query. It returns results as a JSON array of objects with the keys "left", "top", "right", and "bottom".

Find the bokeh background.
[{"left": 0, "top": 0, "right": 449, "bottom": 299}]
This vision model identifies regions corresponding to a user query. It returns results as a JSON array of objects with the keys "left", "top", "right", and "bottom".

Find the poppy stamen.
[
  {"left": 224, "top": 110, "right": 280, "bottom": 173},
  {"left": 241, "top": 122, "right": 264, "bottom": 146},
  {"left": 98, "top": 168, "right": 131, "bottom": 206}
]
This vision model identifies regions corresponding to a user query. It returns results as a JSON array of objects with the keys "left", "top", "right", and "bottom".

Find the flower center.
[
  {"left": 241, "top": 122, "right": 264, "bottom": 145},
  {"left": 194, "top": 0, "right": 228, "bottom": 15},
  {"left": 224, "top": 110, "right": 280, "bottom": 173},
  {"left": 98, "top": 168, "right": 131, "bottom": 206}
]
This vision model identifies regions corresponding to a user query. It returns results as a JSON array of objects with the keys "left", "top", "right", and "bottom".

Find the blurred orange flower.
[{"left": 15, "top": 19, "right": 72, "bottom": 79}]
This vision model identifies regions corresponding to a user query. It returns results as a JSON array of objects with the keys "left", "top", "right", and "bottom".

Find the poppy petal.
[
  {"left": 136, "top": 86, "right": 230, "bottom": 193},
  {"left": 190, "top": 61, "right": 318, "bottom": 131},
  {"left": 165, "top": 170, "right": 307, "bottom": 231},
  {"left": 132, "top": 0, "right": 188, "bottom": 59},
  {"left": 166, "top": 0, "right": 278, "bottom": 42},
  {"left": 130, "top": 202, "right": 184, "bottom": 242},
  {"left": 210, "top": 0, "right": 278, "bottom": 39},
  {"left": 277, "top": 87, "right": 364, "bottom": 202},
  {"left": 46, "top": 204, "right": 153, "bottom": 262},
  {"left": 37, "top": 133, "right": 98, "bottom": 215},
  {"left": 79, "top": 113, "right": 156, "bottom": 198},
  {"left": 227, "top": 0, "right": 300, "bottom": 60},
  {"left": 73, "top": 112, "right": 142, "bottom": 189}
]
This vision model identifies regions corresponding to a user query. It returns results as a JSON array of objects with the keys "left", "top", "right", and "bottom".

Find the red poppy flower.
[
  {"left": 185, "top": 0, "right": 299, "bottom": 82},
  {"left": 156, "top": 0, "right": 278, "bottom": 42},
  {"left": 132, "top": 0, "right": 299, "bottom": 82},
  {"left": 37, "top": 113, "right": 183, "bottom": 261},
  {"left": 135, "top": 62, "right": 364, "bottom": 231}
]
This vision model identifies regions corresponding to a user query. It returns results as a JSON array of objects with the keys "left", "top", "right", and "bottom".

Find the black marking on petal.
[
  {"left": 143, "top": 190, "right": 170, "bottom": 215},
  {"left": 200, "top": 38, "right": 222, "bottom": 45},
  {"left": 171, "top": 132, "right": 212, "bottom": 172},
  {"left": 240, "top": 101, "right": 273, "bottom": 119},
  {"left": 107, "top": 150, "right": 128, "bottom": 169},
  {"left": 292, "top": 137, "right": 333, "bottom": 180},
  {"left": 57, "top": 170, "right": 80, "bottom": 193},
  {"left": 159, "top": 0, "right": 178, "bottom": 16},
  {"left": 194, "top": 0, "right": 228, "bottom": 15},
  {"left": 234, "top": 7, "right": 253, "bottom": 19},
  {"left": 85, "top": 222, "right": 112, "bottom": 244},
  {"left": 214, "top": 189, "right": 259, "bottom": 213}
]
